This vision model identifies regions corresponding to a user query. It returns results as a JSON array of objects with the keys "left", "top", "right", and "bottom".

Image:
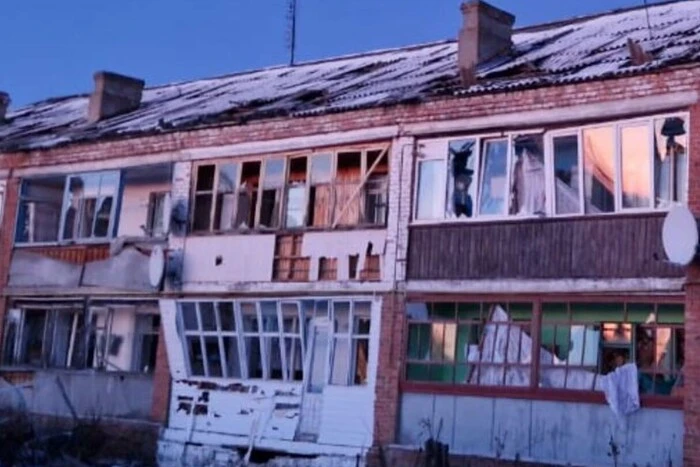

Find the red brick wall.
[
  {"left": 0, "top": 178, "right": 19, "bottom": 351},
  {"left": 684, "top": 93, "right": 700, "bottom": 466},
  {"left": 374, "top": 292, "right": 405, "bottom": 446},
  {"left": 150, "top": 323, "right": 171, "bottom": 424}
]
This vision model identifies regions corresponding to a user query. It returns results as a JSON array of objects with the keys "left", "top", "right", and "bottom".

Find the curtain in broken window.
[
  {"left": 509, "top": 135, "right": 545, "bottom": 216},
  {"left": 478, "top": 140, "right": 508, "bottom": 216},
  {"left": 446, "top": 139, "right": 477, "bottom": 219},
  {"left": 654, "top": 116, "right": 688, "bottom": 208}
]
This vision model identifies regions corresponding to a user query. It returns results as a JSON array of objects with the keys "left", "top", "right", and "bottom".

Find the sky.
[{"left": 1, "top": 0, "right": 657, "bottom": 108}]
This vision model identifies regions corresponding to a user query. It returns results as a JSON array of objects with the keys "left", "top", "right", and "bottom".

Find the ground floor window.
[
  {"left": 177, "top": 298, "right": 374, "bottom": 385},
  {"left": 1, "top": 302, "right": 160, "bottom": 373},
  {"left": 405, "top": 299, "right": 684, "bottom": 398}
]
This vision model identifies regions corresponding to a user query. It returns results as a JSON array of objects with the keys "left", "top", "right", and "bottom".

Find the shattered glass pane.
[
  {"left": 510, "top": 134, "right": 545, "bottom": 216},
  {"left": 446, "top": 139, "right": 477, "bottom": 219},
  {"left": 654, "top": 116, "right": 688, "bottom": 208}
]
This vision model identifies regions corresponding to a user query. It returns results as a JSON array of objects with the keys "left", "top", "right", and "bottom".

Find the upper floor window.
[
  {"left": 413, "top": 114, "right": 688, "bottom": 222},
  {"left": 190, "top": 147, "right": 389, "bottom": 234},
  {"left": 15, "top": 164, "right": 172, "bottom": 245}
]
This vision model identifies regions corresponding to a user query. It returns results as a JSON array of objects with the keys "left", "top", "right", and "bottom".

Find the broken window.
[
  {"left": 236, "top": 161, "right": 260, "bottom": 229},
  {"left": 413, "top": 113, "right": 689, "bottom": 222},
  {"left": 145, "top": 192, "right": 169, "bottom": 237},
  {"left": 132, "top": 314, "right": 160, "bottom": 373},
  {"left": 404, "top": 300, "right": 684, "bottom": 398},
  {"left": 540, "top": 302, "right": 684, "bottom": 396},
  {"left": 333, "top": 152, "right": 363, "bottom": 226},
  {"left": 61, "top": 171, "right": 120, "bottom": 241},
  {"left": 446, "top": 139, "right": 477, "bottom": 219},
  {"left": 285, "top": 157, "right": 307, "bottom": 228},
  {"left": 15, "top": 176, "right": 66, "bottom": 243},
  {"left": 405, "top": 302, "right": 532, "bottom": 386},
  {"left": 509, "top": 135, "right": 545, "bottom": 216},
  {"left": 363, "top": 150, "right": 389, "bottom": 225},
  {"left": 258, "top": 159, "right": 285, "bottom": 229},
  {"left": 329, "top": 301, "right": 372, "bottom": 386},
  {"left": 307, "top": 154, "right": 333, "bottom": 227},
  {"left": 3, "top": 305, "right": 85, "bottom": 369},
  {"left": 318, "top": 257, "right": 338, "bottom": 281},
  {"left": 192, "top": 163, "right": 240, "bottom": 232},
  {"left": 655, "top": 116, "right": 688, "bottom": 208}
]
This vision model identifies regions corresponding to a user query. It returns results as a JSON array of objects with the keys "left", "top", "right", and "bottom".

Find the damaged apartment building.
[{"left": 1, "top": 0, "right": 700, "bottom": 466}]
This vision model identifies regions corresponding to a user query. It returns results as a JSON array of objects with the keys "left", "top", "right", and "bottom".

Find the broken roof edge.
[{"left": 4, "top": 62, "right": 695, "bottom": 155}]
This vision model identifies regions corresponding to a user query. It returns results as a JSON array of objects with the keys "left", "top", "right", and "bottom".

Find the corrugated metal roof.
[{"left": 1, "top": 0, "right": 699, "bottom": 152}]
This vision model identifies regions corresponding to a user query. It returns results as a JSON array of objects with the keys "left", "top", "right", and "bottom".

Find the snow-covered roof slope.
[{"left": 2, "top": 0, "right": 700, "bottom": 152}]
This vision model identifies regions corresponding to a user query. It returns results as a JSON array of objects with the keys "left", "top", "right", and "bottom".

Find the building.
[{"left": 1, "top": 0, "right": 699, "bottom": 465}]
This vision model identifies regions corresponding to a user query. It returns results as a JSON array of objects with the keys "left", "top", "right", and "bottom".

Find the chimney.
[
  {"left": 458, "top": 0, "right": 515, "bottom": 85},
  {"left": 0, "top": 92, "right": 10, "bottom": 121},
  {"left": 88, "top": 71, "right": 145, "bottom": 123}
]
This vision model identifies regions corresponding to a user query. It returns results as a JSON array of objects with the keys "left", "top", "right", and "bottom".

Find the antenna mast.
[{"left": 287, "top": 0, "right": 298, "bottom": 66}]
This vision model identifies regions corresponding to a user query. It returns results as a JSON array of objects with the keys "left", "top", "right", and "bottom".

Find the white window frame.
[
  {"left": 176, "top": 298, "right": 374, "bottom": 386},
  {"left": 412, "top": 112, "right": 690, "bottom": 225}
]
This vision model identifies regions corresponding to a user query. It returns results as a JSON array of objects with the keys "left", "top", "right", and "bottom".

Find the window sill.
[
  {"left": 410, "top": 209, "right": 668, "bottom": 228},
  {"left": 188, "top": 223, "right": 387, "bottom": 237},
  {"left": 400, "top": 381, "right": 683, "bottom": 410},
  {"left": 0, "top": 366, "right": 155, "bottom": 378}
]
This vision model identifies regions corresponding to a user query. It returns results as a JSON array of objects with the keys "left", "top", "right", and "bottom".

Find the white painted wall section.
[{"left": 181, "top": 235, "right": 276, "bottom": 285}]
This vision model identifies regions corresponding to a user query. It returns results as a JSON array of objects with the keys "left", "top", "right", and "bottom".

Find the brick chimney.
[
  {"left": 458, "top": 0, "right": 515, "bottom": 85},
  {"left": 88, "top": 71, "right": 145, "bottom": 123},
  {"left": 0, "top": 92, "right": 10, "bottom": 121}
]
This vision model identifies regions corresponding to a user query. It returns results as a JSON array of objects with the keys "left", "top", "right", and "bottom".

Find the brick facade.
[
  {"left": 684, "top": 95, "right": 700, "bottom": 466},
  {"left": 1, "top": 66, "right": 700, "bottom": 463}
]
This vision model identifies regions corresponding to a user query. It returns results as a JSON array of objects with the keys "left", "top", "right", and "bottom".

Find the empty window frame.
[
  {"left": 414, "top": 113, "right": 689, "bottom": 222},
  {"left": 190, "top": 148, "right": 389, "bottom": 233},
  {"left": 404, "top": 299, "right": 684, "bottom": 398},
  {"left": 0, "top": 181, "right": 5, "bottom": 227},
  {"left": 61, "top": 171, "right": 120, "bottom": 241},
  {"left": 329, "top": 301, "right": 372, "bottom": 386},
  {"left": 2, "top": 305, "right": 86, "bottom": 369},
  {"left": 132, "top": 313, "right": 161, "bottom": 373},
  {"left": 15, "top": 176, "right": 66, "bottom": 243},
  {"left": 146, "top": 192, "right": 170, "bottom": 237}
]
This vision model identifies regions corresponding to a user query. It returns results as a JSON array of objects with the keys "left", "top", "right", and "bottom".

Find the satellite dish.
[
  {"left": 149, "top": 245, "right": 166, "bottom": 288},
  {"left": 662, "top": 205, "right": 699, "bottom": 266}
]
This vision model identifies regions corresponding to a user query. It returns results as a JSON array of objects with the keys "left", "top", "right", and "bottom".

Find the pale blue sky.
[{"left": 1, "top": 0, "right": 654, "bottom": 108}]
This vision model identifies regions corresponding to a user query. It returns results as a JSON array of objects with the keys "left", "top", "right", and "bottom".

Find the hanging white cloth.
[{"left": 600, "top": 363, "right": 640, "bottom": 418}]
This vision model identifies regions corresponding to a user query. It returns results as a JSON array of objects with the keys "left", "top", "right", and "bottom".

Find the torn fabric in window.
[
  {"left": 446, "top": 139, "right": 477, "bottom": 219},
  {"left": 510, "top": 135, "right": 545, "bottom": 216}
]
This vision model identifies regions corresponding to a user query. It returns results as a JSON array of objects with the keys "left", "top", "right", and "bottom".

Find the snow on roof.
[{"left": 2, "top": 0, "right": 699, "bottom": 152}]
